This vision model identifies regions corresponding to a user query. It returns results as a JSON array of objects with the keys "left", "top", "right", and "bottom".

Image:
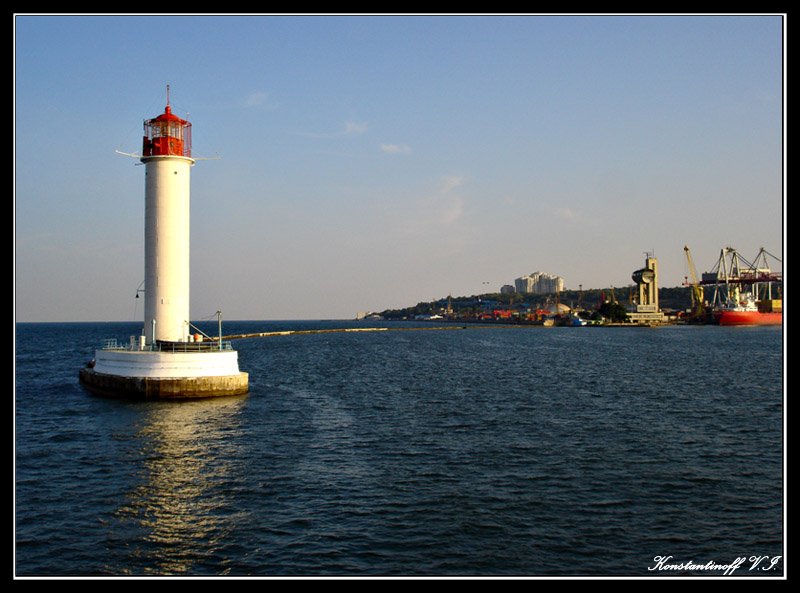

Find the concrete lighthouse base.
[
  {"left": 79, "top": 347, "right": 249, "bottom": 400},
  {"left": 79, "top": 367, "right": 249, "bottom": 399}
]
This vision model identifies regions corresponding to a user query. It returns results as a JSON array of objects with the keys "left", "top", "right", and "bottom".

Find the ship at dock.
[
  {"left": 713, "top": 296, "right": 782, "bottom": 326},
  {"left": 685, "top": 246, "right": 782, "bottom": 326}
]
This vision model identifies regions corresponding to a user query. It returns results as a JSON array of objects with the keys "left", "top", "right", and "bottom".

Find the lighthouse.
[
  {"left": 142, "top": 100, "right": 193, "bottom": 344},
  {"left": 79, "top": 92, "right": 248, "bottom": 399}
]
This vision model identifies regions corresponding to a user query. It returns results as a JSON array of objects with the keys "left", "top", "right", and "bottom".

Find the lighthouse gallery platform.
[{"left": 79, "top": 341, "right": 248, "bottom": 399}]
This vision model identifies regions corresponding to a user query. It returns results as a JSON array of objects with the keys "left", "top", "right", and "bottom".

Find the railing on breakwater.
[{"left": 210, "top": 325, "right": 473, "bottom": 342}]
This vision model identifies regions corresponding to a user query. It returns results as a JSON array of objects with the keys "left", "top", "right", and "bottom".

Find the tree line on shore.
[{"left": 380, "top": 286, "right": 693, "bottom": 321}]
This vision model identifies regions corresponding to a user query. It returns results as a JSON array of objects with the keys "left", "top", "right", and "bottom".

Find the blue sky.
[{"left": 15, "top": 14, "right": 784, "bottom": 321}]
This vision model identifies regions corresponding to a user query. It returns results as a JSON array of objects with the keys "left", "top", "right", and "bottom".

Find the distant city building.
[
  {"left": 500, "top": 285, "right": 515, "bottom": 294},
  {"left": 514, "top": 271, "right": 564, "bottom": 294}
]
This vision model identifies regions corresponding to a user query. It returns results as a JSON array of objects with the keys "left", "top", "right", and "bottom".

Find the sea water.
[{"left": 14, "top": 321, "right": 784, "bottom": 577}]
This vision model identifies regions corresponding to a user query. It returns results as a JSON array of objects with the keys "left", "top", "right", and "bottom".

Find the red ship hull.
[{"left": 713, "top": 310, "right": 782, "bottom": 326}]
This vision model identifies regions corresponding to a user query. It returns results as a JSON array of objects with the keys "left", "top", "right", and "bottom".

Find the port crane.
[
  {"left": 683, "top": 246, "right": 706, "bottom": 319},
  {"left": 694, "top": 247, "right": 782, "bottom": 308}
]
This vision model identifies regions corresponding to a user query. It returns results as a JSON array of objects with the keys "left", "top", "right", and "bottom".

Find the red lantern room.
[{"left": 142, "top": 103, "right": 192, "bottom": 158}]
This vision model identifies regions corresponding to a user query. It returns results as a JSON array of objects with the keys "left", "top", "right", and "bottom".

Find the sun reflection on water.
[{"left": 111, "top": 395, "right": 249, "bottom": 575}]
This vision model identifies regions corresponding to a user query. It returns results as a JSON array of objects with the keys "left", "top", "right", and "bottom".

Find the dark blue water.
[{"left": 15, "top": 321, "right": 784, "bottom": 577}]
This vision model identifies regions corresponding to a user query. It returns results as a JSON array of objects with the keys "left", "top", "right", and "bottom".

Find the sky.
[{"left": 14, "top": 14, "right": 785, "bottom": 322}]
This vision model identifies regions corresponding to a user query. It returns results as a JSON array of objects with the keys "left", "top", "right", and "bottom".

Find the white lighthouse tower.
[
  {"left": 142, "top": 98, "right": 193, "bottom": 345},
  {"left": 80, "top": 91, "right": 248, "bottom": 399}
]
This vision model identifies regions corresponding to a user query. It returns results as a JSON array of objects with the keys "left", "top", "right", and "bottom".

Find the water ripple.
[{"left": 15, "top": 322, "right": 784, "bottom": 576}]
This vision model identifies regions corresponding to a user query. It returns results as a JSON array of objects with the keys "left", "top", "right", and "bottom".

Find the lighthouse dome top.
[{"left": 152, "top": 105, "right": 187, "bottom": 123}]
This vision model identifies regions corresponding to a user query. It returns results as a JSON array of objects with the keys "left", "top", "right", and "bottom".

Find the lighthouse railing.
[
  {"left": 156, "top": 341, "right": 235, "bottom": 353},
  {"left": 98, "top": 338, "right": 235, "bottom": 352}
]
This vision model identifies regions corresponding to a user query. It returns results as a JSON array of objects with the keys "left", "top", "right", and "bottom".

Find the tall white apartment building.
[{"left": 514, "top": 271, "right": 564, "bottom": 294}]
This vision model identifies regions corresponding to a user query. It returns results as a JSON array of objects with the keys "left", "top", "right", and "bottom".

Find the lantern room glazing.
[{"left": 142, "top": 105, "right": 192, "bottom": 158}]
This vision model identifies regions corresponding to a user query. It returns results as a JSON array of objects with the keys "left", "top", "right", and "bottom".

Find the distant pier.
[{"left": 211, "top": 320, "right": 677, "bottom": 343}]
